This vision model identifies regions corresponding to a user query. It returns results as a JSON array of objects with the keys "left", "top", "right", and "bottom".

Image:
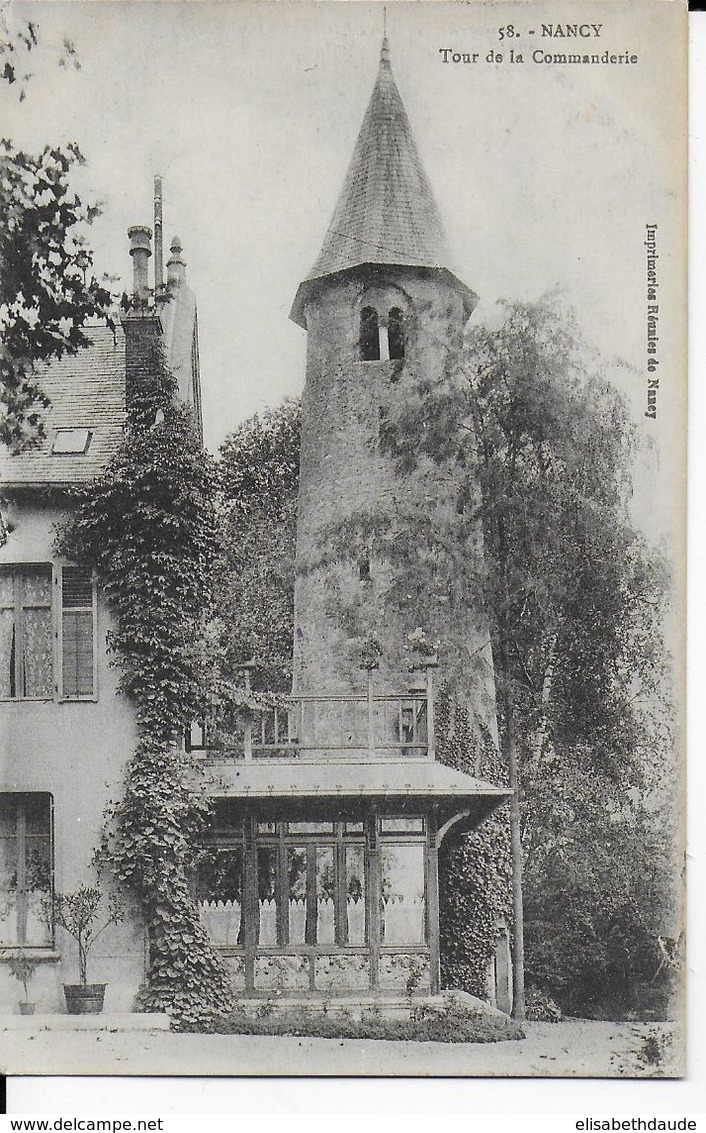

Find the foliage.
[
  {"left": 58, "top": 337, "right": 232, "bottom": 1025},
  {"left": 525, "top": 987, "right": 562, "bottom": 1022},
  {"left": 51, "top": 885, "right": 122, "bottom": 986},
  {"left": 457, "top": 299, "right": 673, "bottom": 1017},
  {"left": 8, "top": 952, "right": 38, "bottom": 999},
  {"left": 437, "top": 687, "right": 512, "bottom": 998},
  {"left": 215, "top": 399, "right": 300, "bottom": 692},
  {"left": 522, "top": 754, "right": 679, "bottom": 1019},
  {"left": 193, "top": 998, "right": 524, "bottom": 1042},
  {"left": 0, "top": 7, "right": 113, "bottom": 449},
  {"left": 375, "top": 295, "right": 673, "bottom": 1017}
]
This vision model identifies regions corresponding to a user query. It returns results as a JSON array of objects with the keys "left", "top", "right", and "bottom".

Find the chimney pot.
[
  {"left": 154, "top": 176, "right": 164, "bottom": 292},
  {"left": 167, "top": 235, "right": 186, "bottom": 287},
  {"left": 128, "top": 225, "right": 152, "bottom": 299}
]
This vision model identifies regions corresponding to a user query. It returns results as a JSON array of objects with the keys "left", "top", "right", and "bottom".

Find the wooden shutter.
[{"left": 60, "top": 566, "right": 96, "bottom": 699}]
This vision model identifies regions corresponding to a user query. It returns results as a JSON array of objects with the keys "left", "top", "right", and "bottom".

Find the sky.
[{"left": 5, "top": 0, "right": 686, "bottom": 540}]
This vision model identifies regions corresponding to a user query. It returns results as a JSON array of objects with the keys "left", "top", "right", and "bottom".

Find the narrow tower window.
[
  {"left": 360, "top": 307, "right": 380, "bottom": 361},
  {"left": 388, "top": 308, "right": 405, "bottom": 360}
]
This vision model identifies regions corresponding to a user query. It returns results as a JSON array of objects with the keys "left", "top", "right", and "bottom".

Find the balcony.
[{"left": 188, "top": 675, "right": 436, "bottom": 763}]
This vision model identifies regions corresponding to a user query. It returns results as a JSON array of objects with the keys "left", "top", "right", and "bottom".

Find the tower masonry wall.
[{"left": 293, "top": 267, "right": 497, "bottom": 742}]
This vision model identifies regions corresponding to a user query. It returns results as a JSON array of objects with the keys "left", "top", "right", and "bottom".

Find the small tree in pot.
[
  {"left": 9, "top": 954, "right": 38, "bottom": 1015},
  {"left": 52, "top": 886, "right": 123, "bottom": 1014}
]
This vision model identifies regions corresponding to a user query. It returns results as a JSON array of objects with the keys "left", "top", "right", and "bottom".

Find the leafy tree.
[
  {"left": 215, "top": 399, "right": 301, "bottom": 692},
  {"left": 522, "top": 749, "right": 679, "bottom": 1017},
  {"left": 371, "top": 296, "right": 672, "bottom": 1018},
  {"left": 1, "top": 5, "right": 112, "bottom": 449}
]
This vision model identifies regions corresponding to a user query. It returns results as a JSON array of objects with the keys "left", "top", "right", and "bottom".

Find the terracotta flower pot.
[
  {"left": 63, "top": 983, "right": 107, "bottom": 1014},
  {"left": 18, "top": 1001, "right": 35, "bottom": 1016}
]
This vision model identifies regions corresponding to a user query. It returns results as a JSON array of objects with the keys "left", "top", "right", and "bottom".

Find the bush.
[
  {"left": 187, "top": 1000, "right": 525, "bottom": 1043},
  {"left": 525, "top": 987, "right": 562, "bottom": 1022}
]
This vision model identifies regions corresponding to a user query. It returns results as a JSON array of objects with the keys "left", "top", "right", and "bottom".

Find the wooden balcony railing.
[{"left": 188, "top": 672, "right": 436, "bottom": 763}]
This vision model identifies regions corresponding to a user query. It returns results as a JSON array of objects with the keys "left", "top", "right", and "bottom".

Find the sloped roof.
[
  {"left": 0, "top": 324, "right": 126, "bottom": 487},
  {"left": 207, "top": 758, "right": 511, "bottom": 830},
  {"left": 291, "top": 39, "right": 476, "bottom": 325}
]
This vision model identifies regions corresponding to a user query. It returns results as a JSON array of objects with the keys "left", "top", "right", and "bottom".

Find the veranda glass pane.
[
  {"left": 197, "top": 847, "right": 243, "bottom": 947},
  {"left": 380, "top": 817, "right": 425, "bottom": 834},
  {"left": 22, "top": 608, "right": 52, "bottom": 697},
  {"left": 257, "top": 845, "right": 278, "bottom": 946},
  {"left": 316, "top": 846, "right": 335, "bottom": 944},
  {"left": 287, "top": 847, "right": 307, "bottom": 946},
  {"left": 380, "top": 844, "right": 426, "bottom": 945},
  {"left": 345, "top": 844, "right": 366, "bottom": 945},
  {"left": 287, "top": 822, "right": 334, "bottom": 835}
]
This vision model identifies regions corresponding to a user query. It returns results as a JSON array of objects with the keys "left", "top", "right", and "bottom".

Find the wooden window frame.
[
  {"left": 0, "top": 565, "right": 53, "bottom": 702},
  {"left": 0, "top": 792, "right": 54, "bottom": 949},
  {"left": 207, "top": 821, "right": 368, "bottom": 953}
]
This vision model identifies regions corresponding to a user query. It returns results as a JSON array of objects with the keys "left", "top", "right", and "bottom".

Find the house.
[{"left": 0, "top": 192, "right": 202, "bottom": 1013}]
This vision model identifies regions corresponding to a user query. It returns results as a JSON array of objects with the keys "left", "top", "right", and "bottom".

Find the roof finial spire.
[{"left": 381, "top": 5, "right": 390, "bottom": 64}]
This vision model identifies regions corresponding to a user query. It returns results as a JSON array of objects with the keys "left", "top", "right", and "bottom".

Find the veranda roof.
[{"left": 207, "top": 758, "right": 511, "bottom": 831}]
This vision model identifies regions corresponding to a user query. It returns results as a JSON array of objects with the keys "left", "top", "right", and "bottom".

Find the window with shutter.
[{"left": 61, "top": 566, "right": 96, "bottom": 699}]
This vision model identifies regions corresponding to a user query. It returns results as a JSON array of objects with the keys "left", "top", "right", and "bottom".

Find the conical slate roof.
[{"left": 291, "top": 39, "right": 476, "bottom": 326}]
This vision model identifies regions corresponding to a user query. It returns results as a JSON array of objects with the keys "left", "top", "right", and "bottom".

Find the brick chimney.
[
  {"left": 128, "top": 225, "right": 152, "bottom": 299},
  {"left": 121, "top": 309, "right": 163, "bottom": 410}
]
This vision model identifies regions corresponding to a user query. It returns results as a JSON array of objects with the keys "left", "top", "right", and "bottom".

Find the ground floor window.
[
  {"left": 0, "top": 793, "right": 53, "bottom": 946},
  {"left": 196, "top": 811, "right": 428, "bottom": 952}
]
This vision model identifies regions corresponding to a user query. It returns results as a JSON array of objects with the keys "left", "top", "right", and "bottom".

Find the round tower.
[{"left": 290, "top": 39, "right": 497, "bottom": 740}]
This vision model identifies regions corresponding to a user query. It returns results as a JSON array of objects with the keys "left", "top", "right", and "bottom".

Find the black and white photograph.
[{"left": 0, "top": 0, "right": 688, "bottom": 1088}]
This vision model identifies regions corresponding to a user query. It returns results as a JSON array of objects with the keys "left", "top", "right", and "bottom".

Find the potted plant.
[
  {"left": 359, "top": 631, "right": 384, "bottom": 671},
  {"left": 8, "top": 954, "right": 38, "bottom": 1015},
  {"left": 52, "top": 886, "right": 123, "bottom": 1014},
  {"left": 405, "top": 627, "right": 440, "bottom": 667}
]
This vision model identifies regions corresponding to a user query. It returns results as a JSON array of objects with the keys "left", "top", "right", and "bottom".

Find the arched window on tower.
[
  {"left": 360, "top": 307, "right": 380, "bottom": 361},
  {"left": 388, "top": 308, "right": 405, "bottom": 360}
]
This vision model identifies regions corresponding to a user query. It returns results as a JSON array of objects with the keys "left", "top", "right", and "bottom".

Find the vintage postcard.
[{"left": 0, "top": 0, "right": 687, "bottom": 1079}]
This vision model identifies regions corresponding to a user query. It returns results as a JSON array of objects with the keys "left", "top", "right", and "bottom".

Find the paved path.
[{"left": 0, "top": 1020, "right": 682, "bottom": 1078}]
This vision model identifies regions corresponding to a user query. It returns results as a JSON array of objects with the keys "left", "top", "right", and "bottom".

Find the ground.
[{"left": 0, "top": 1019, "right": 683, "bottom": 1078}]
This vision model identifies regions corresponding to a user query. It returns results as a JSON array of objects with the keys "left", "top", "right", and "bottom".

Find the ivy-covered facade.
[{"left": 0, "top": 223, "right": 205, "bottom": 1015}]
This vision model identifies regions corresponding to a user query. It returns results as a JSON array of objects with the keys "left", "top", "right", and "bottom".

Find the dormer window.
[
  {"left": 52, "top": 428, "right": 92, "bottom": 455},
  {"left": 360, "top": 307, "right": 380, "bottom": 361}
]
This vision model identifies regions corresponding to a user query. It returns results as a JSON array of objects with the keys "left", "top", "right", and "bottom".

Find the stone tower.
[{"left": 290, "top": 38, "right": 496, "bottom": 739}]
